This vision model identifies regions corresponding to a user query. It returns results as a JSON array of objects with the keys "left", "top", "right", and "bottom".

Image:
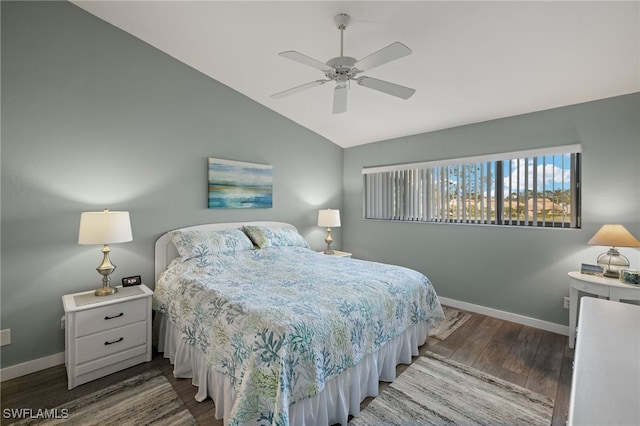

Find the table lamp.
[
  {"left": 318, "top": 209, "right": 341, "bottom": 254},
  {"left": 78, "top": 209, "right": 133, "bottom": 296},
  {"left": 587, "top": 224, "right": 640, "bottom": 278}
]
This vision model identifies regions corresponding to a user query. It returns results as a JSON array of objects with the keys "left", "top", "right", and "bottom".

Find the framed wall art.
[{"left": 208, "top": 158, "right": 273, "bottom": 209}]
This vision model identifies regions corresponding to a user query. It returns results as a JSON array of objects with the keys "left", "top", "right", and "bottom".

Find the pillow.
[
  {"left": 169, "top": 229, "right": 254, "bottom": 261},
  {"left": 243, "top": 225, "right": 310, "bottom": 249}
]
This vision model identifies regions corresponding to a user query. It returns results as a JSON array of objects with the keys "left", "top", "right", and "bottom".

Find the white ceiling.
[{"left": 72, "top": 1, "right": 639, "bottom": 148}]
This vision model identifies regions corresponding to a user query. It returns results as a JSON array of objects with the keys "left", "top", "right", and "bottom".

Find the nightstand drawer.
[
  {"left": 75, "top": 298, "right": 147, "bottom": 337},
  {"left": 75, "top": 345, "right": 148, "bottom": 378},
  {"left": 573, "top": 280, "right": 610, "bottom": 297},
  {"left": 76, "top": 321, "right": 147, "bottom": 364}
]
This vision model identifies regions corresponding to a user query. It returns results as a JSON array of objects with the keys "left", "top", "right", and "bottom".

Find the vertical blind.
[{"left": 363, "top": 145, "right": 581, "bottom": 228}]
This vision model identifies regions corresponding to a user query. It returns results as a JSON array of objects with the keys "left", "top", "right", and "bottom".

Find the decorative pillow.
[
  {"left": 169, "top": 229, "right": 254, "bottom": 261},
  {"left": 243, "top": 225, "right": 310, "bottom": 249}
]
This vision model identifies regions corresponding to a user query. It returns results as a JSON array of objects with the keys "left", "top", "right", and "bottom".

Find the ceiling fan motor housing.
[{"left": 325, "top": 56, "right": 359, "bottom": 81}]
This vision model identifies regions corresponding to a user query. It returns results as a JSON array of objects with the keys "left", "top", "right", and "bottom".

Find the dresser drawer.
[
  {"left": 75, "top": 321, "right": 147, "bottom": 364},
  {"left": 75, "top": 298, "right": 147, "bottom": 337}
]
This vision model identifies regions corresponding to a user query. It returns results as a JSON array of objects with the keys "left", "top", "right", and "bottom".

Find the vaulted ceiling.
[{"left": 72, "top": 1, "right": 640, "bottom": 148}]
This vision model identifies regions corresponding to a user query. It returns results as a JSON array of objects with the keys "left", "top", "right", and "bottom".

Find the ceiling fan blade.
[
  {"left": 278, "top": 51, "right": 333, "bottom": 72},
  {"left": 357, "top": 76, "right": 415, "bottom": 99},
  {"left": 354, "top": 42, "right": 412, "bottom": 72},
  {"left": 333, "top": 84, "right": 348, "bottom": 114},
  {"left": 271, "top": 80, "right": 328, "bottom": 99}
]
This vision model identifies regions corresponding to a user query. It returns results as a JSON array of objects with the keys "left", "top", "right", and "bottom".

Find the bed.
[{"left": 153, "top": 221, "right": 443, "bottom": 425}]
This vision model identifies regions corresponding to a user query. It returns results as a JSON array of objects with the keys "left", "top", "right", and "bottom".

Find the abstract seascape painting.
[{"left": 208, "top": 158, "right": 273, "bottom": 209}]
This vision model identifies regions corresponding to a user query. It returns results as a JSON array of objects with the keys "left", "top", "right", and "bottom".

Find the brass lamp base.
[
  {"left": 95, "top": 285, "right": 117, "bottom": 296},
  {"left": 94, "top": 244, "right": 118, "bottom": 296},
  {"left": 323, "top": 227, "right": 334, "bottom": 254}
]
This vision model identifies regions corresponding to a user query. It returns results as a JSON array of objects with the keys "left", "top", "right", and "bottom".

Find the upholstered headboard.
[{"left": 154, "top": 221, "right": 296, "bottom": 284}]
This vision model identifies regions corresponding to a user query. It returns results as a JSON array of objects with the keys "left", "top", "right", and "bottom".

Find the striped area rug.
[
  {"left": 351, "top": 352, "right": 554, "bottom": 425},
  {"left": 14, "top": 370, "right": 196, "bottom": 425},
  {"left": 428, "top": 306, "right": 472, "bottom": 340}
]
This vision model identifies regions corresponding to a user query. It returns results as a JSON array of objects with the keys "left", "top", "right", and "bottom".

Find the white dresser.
[
  {"left": 568, "top": 297, "right": 640, "bottom": 425},
  {"left": 62, "top": 285, "right": 153, "bottom": 389}
]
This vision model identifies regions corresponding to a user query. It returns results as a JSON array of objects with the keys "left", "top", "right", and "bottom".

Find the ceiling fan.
[{"left": 271, "top": 13, "right": 416, "bottom": 114}]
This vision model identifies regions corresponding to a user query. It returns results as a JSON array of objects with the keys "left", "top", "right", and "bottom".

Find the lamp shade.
[
  {"left": 317, "top": 209, "right": 341, "bottom": 227},
  {"left": 78, "top": 209, "right": 133, "bottom": 245},
  {"left": 587, "top": 224, "right": 640, "bottom": 248}
]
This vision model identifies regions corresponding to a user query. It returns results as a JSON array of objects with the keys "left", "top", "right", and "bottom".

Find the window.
[{"left": 363, "top": 145, "right": 581, "bottom": 228}]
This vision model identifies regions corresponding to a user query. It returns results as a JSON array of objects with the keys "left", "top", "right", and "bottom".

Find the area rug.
[
  {"left": 350, "top": 351, "right": 554, "bottom": 425},
  {"left": 428, "top": 305, "right": 472, "bottom": 340},
  {"left": 14, "top": 370, "right": 196, "bottom": 425}
]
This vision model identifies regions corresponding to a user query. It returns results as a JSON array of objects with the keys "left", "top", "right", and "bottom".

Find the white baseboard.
[
  {"left": 0, "top": 352, "right": 64, "bottom": 382},
  {"left": 439, "top": 297, "right": 569, "bottom": 336},
  {"left": 0, "top": 299, "right": 568, "bottom": 382}
]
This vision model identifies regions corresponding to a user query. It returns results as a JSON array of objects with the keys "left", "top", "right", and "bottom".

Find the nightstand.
[
  {"left": 318, "top": 250, "right": 352, "bottom": 258},
  {"left": 62, "top": 284, "right": 153, "bottom": 389}
]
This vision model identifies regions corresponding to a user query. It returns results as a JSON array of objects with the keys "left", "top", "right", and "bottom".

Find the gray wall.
[
  {"left": 1, "top": 1, "right": 342, "bottom": 368},
  {"left": 2, "top": 0, "right": 639, "bottom": 371},
  {"left": 344, "top": 93, "right": 640, "bottom": 326}
]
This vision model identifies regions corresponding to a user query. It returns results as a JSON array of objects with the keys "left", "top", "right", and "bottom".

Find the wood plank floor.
[{"left": 1, "top": 307, "right": 573, "bottom": 425}]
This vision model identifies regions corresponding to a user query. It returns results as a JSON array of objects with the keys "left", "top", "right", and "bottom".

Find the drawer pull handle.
[
  {"left": 104, "top": 313, "right": 124, "bottom": 320},
  {"left": 104, "top": 337, "right": 124, "bottom": 346}
]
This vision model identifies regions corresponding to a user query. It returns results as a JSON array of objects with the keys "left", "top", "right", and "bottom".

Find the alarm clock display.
[{"left": 122, "top": 275, "right": 142, "bottom": 287}]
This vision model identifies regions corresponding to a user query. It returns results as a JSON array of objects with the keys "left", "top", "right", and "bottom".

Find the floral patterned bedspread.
[{"left": 153, "top": 246, "right": 443, "bottom": 425}]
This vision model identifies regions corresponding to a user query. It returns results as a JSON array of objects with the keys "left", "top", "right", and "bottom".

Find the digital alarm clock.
[{"left": 122, "top": 275, "right": 142, "bottom": 287}]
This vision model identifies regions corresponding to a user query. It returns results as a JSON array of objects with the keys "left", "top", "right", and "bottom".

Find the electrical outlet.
[
  {"left": 0, "top": 329, "right": 11, "bottom": 346},
  {"left": 563, "top": 296, "right": 570, "bottom": 309}
]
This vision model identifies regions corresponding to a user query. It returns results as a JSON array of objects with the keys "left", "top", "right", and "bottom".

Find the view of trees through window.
[{"left": 363, "top": 148, "right": 581, "bottom": 228}]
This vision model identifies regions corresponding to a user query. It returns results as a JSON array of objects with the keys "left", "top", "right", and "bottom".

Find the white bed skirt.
[{"left": 157, "top": 314, "right": 431, "bottom": 425}]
